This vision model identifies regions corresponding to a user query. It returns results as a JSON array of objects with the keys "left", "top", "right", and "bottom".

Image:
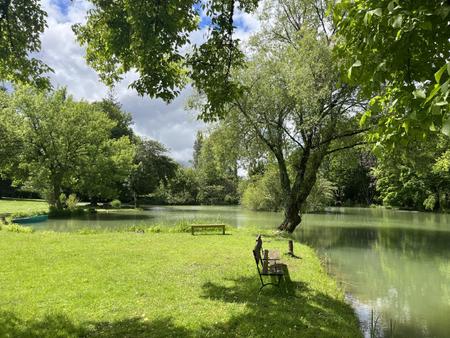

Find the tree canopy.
[
  {"left": 0, "top": 0, "right": 51, "bottom": 87},
  {"left": 0, "top": 86, "right": 135, "bottom": 208},
  {"left": 335, "top": 0, "right": 450, "bottom": 145},
  {"left": 73, "top": 0, "right": 258, "bottom": 111},
  {"left": 208, "top": 0, "right": 367, "bottom": 232}
]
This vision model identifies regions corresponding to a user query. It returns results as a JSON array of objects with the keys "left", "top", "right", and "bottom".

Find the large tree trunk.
[
  {"left": 278, "top": 198, "right": 302, "bottom": 232},
  {"left": 133, "top": 191, "right": 138, "bottom": 208},
  {"left": 277, "top": 149, "right": 326, "bottom": 233},
  {"left": 50, "top": 178, "right": 63, "bottom": 209}
]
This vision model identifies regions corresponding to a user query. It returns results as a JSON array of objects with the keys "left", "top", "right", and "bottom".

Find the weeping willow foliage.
[{"left": 241, "top": 165, "right": 336, "bottom": 213}]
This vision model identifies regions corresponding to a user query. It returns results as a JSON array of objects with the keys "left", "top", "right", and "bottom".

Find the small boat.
[{"left": 13, "top": 214, "right": 48, "bottom": 224}]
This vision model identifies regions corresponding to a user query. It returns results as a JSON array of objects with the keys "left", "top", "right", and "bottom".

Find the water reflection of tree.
[{"left": 296, "top": 226, "right": 450, "bottom": 337}]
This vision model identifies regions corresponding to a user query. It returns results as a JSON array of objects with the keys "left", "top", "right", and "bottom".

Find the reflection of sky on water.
[{"left": 30, "top": 206, "right": 450, "bottom": 337}]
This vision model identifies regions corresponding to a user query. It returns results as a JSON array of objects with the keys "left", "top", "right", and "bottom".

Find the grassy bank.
[
  {"left": 0, "top": 198, "right": 48, "bottom": 217},
  {"left": 0, "top": 230, "right": 361, "bottom": 337}
]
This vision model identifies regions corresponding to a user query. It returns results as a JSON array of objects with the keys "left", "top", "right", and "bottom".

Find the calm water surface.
[{"left": 32, "top": 206, "right": 450, "bottom": 337}]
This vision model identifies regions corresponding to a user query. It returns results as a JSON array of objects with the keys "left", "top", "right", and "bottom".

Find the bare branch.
[
  {"left": 317, "top": 127, "right": 371, "bottom": 147},
  {"left": 326, "top": 141, "right": 371, "bottom": 155}
]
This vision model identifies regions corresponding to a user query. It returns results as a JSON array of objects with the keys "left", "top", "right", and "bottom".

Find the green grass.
[
  {"left": 0, "top": 230, "right": 361, "bottom": 337},
  {"left": 0, "top": 198, "right": 48, "bottom": 217}
]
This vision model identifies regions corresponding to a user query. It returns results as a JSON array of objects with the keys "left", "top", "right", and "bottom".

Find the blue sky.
[{"left": 38, "top": 0, "right": 260, "bottom": 164}]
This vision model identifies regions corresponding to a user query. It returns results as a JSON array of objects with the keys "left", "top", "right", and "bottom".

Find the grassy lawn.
[
  {"left": 0, "top": 230, "right": 361, "bottom": 337},
  {"left": 0, "top": 198, "right": 48, "bottom": 216}
]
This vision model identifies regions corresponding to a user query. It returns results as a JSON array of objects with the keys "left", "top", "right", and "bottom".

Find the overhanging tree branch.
[{"left": 326, "top": 141, "right": 371, "bottom": 155}]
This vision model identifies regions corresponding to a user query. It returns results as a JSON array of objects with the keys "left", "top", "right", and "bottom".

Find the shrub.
[
  {"left": 241, "top": 165, "right": 283, "bottom": 211},
  {"left": 59, "top": 193, "right": 67, "bottom": 207},
  {"left": 48, "top": 205, "right": 85, "bottom": 218},
  {"left": 423, "top": 194, "right": 437, "bottom": 211},
  {"left": 48, "top": 206, "right": 71, "bottom": 217},
  {"left": 66, "top": 194, "right": 79, "bottom": 211},
  {"left": 146, "top": 225, "right": 161, "bottom": 233},
  {"left": 110, "top": 199, "right": 122, "bottom": 209},
  {"left": 2, "top": 223, "right": 34, "bottom": 233},
  {"left": 303, "top": 175, "right": 336, "bottom": 213}
]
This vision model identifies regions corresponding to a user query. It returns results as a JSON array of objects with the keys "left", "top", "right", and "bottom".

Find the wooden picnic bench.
[
  {"left": 252, "top": 235, "right": 285, "bottom": 291},
  {"left": 191, "top": 224, "right": 226, "bottom": 235}
]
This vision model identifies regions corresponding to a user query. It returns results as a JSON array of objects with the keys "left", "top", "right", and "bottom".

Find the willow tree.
[{"left": 216, "top": 0, "right": 368, "bottom": 232}]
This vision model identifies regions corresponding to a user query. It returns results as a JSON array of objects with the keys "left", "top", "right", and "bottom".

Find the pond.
[{"left": 31, "top": 206, "right": 450, "bottom": 337}]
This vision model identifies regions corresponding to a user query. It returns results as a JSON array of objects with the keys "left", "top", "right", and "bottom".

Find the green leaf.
[
  {"left": 373, "top": 8, "right": 382, "bottom": 17},
  {"left": 352, "top": 60, "right": 362, "bottom": 67},
  {"left": 425, "top": 85, "right": 441, "bottom": 104},
  {"left": 364, "top": 12, "right": 371, "bottom": 25},
  {"left": 413, "top": 89, "right": 426, "bottom": 99},
  {"left": 429, "top": 122, "right": 437, "bottom": 131},
  {"left": 402, "top": 121, "right": 409, "bottom": 132},
  {"left": 442, "top": 118, "right": 450, "bottom": 136},
  {"left": 387, "top": 1, "right": 396, "bottom": 12},
  {"left": 392, "top": 14, "right": 403, "bottom": 28},
  {"left": 447, "top": 61, "right": 450, "bottom": 76},
  {"left": 360, "top": 111, "right": 371, "bottom": 126},
  {"left": 435, "top": 63, "right": 447, "bottom": 83},
  {"left": 435, "top": 101, "right": 448, "bottom": 106}
]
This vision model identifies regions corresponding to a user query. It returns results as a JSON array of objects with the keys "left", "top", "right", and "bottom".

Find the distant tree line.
[{"left": 0, "top": 86, "right": 178, "bottom": 210}]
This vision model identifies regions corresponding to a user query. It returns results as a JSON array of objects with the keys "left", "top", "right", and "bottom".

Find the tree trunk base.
[{"left": 278, "top": 213, "right": 301, "bottom": 233}]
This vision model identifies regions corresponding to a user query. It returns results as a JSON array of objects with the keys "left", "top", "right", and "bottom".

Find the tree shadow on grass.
[
  {"left": 0, "top": 268, "right": 360, "bottom": 338},
  {"left": 0, "top": 312, "right": 192, "bottom": 338},
  {"left": 200, "top": 270, "right": 361, "bottom": 337}
]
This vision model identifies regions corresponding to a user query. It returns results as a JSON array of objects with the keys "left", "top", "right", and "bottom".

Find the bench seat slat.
[
  {"left": 191, "top": 224, "right": 225, "bottom": 235},
  {"left": 261, "top": 260, "right": 284, "bottom": 275}
]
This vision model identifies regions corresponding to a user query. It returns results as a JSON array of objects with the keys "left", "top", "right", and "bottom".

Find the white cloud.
[{"left": 36, "top": 0, "right": 260, "bottom": 164}]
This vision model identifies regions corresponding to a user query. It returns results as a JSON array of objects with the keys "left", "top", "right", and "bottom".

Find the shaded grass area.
[
  {"left": 0, "top": 198, "right": 48, "bottom": 217},
  {"left": 0, "top": 231, "right": 361, "bottom": 337}
]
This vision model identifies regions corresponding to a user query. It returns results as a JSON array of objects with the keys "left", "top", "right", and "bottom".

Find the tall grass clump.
[{"left": 1, "top": 223, "right": 34, "bottom": 233}]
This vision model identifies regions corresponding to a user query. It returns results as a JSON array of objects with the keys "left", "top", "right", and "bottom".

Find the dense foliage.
[
  {"left": 129, "top": 139, "right": 178, "bottom": 206},
  {"left": 0, "top": 86, "right": 135, "bottom": 209},
  {"left": 373, "top": 134, "right": 450, "bottom": 211},
  {"left": 0, "top": 0, "right": 51, "bottom": 87},
  {"left": 73, "top": 0, "right": 258, "bottom": 113},
  {"left": 335, "top": 0, "right": 450, "bottom": 146}
]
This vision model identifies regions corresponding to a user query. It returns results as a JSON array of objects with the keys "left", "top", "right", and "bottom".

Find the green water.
[{"left": 32, "top": 206, "right": 450, "bottom": 337}]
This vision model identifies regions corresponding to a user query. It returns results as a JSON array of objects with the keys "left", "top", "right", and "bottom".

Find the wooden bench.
[
  {"left": 252, "top": 235, "right": 284, "bottom": 291},
  {"left": 255, "top": 234, "right": 280, "bottom": 260},
  {"left": 191, "top": 224, "right": 225, "bottom": 235}
]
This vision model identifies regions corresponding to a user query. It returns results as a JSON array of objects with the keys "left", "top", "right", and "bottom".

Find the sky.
[{"left": 38, "top": 0, "right": 260, "bottom": 165}]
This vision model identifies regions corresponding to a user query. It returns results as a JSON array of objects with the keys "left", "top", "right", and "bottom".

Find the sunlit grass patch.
[
  {"left": 0, "top": 231, "right": 361, "bottom": 337},
  {"left": 0, "top": 198, "right": 48, "bottom": 218}
]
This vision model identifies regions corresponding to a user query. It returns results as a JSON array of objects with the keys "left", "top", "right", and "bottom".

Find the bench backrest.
[
  {"left": 253, "top": 235, "right": 263, "bottom": 274},
  {"left": 253, "top": 239, "right": 263, "bottom": 274}
]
